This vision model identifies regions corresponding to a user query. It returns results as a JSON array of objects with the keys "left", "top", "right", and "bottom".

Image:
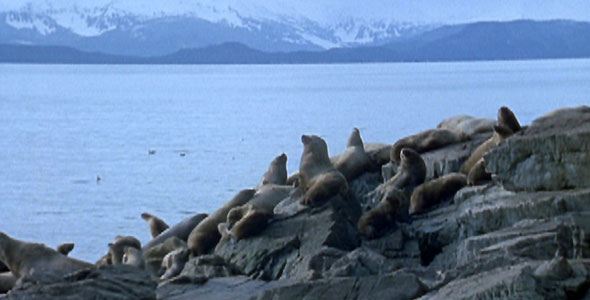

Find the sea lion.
[
  {"left": 56, "top": 243, "right": 75, "bottom": 256},
  {"left": 141, "top": 212, "right": 170, "bottom": 238},
  {"left": 187, "top": 189, "right": 256, "bottom": 256},
  {"left": 460, "top": 124, "right": 514, "bottom": 175},
  {"left": 122, "top": 246, "right": 145, "bottom": 269},
  {"left": 380, "top": 147, "right": 427, "bottom": 198},
  {"left": 359, "top": 148, "right": 426, "bottom": 238},
  {"left": 437, "top": 115, "right": 496, "bottom": 137},
  {"left": 466, "top": 158, "right": 492, "bottom": 186},
  {"left": 0, "top": 232, "right": 93, "bottom": 281},
  {"left": 0, "top": 272, "right": 16, "bottom": 294},
  {"left": 227, "top": 185, "right": 293, "bottom": 240},
  {"left": 332, "top": 128, "right": 374, "bottom": 181},
  {"left": 260, "top": 153, "right": 288, "bottom": 186},
  {"left": 95, "top": 253, "right": 112, "bottom": 266},
  {"left": 497, "top": 106, "right": 522, "bottom": 133},
  {"left": 409, "top": 173, "right": 467, "bottom": 215},
  {"left": 358, "top": 187, "right": 406, "bottom": 239},
  {"left": 298, "top": 135, "right": 348, "bottom": 206},
  {"left": 286, "top": 173, "right": 300, "bottom": 187},
  {"left": 160, "top": 248, "right": 190, "bottom": 280},
  {"left": 142, "top": 212, "right": 208, "bottom": 251},
  {"left": 390, "top": 129, "right": 467, "bottom": 163},
  {"left": 143, "top": 236, "right": 187, "bottom": 275},
  {"left": 108, "top": 236, "right": 141, "bottom": 265},
  {"left": 225, "top": 154, "right": 293, "bottom": 240},
  {"left": 364, "top": 143, "right": 392, "bottom": 167}
]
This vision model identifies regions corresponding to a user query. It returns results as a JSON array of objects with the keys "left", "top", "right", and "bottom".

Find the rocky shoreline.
[{"left": 2, "top": 105, "right": 590, "bottom": 300}]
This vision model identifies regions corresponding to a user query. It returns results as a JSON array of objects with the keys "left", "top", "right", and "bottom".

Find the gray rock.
[
  {"left": 1, "top": 265, "right": 156, "bottom": 300},
  {"left": 487, "top": 106, "right": 590, "bottom": 191},
  {"left": 179, "top": 255, "right": 242, "bottom": 279},
  {"left": 216, "top": 194, "right": 361, "bottom": 280}
]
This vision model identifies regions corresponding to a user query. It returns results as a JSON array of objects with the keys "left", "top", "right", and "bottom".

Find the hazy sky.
[{"left": 1, "top": 0, "right": 589, "bottom": 24}]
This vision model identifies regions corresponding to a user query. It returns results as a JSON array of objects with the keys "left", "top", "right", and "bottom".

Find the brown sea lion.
[
  {"left": 409, "top": 173, "right": 467, "bottom": 215},
  {"left": 122, "top": 246, "right": 145, "bottom": 269},
  {"left": 0, "top": 232, "right": 93, "bottom": 281},
  {"left": 437, "top": 115, "right": 496, "bottom": 136},
  {"left": 498, "top": 106, "right": 522, "bottom": 133},
  {"left": 227, "top": 185, "right": 293, "bottom": 240},
  {"left": 332, "top": 128, "right": 373, "bottom": 181},
  {"left": 187, "top": 189, "right": 256, "bottom": 256},
  {"left": 143, "top": 236, "right": 187, "bottom": 274},
  {"left": 160, "top": 248, "right": 190, "bottom": 280},
  {"left": 298, "top": 134, "right": 348, "bottom": 206},
  {"left": 56, "top": 243, "right": 75, "bottom": 256},
  {"left": 381, "top": 147, "right": 427, "bottom": 198},
  {"left": 466, "top": 158, "right": 492, "bottom": 186},
  {"left": 0, "top": 271, "right": 16, "bottom": 294},
  {"left": 460, "top": 124, "right": 514, "bottom": 175},
  {"left": 364, "top": 143, "right": 392, "bottom": 167},
  {"left": 108, "top": 235, "right": 141, "bottom": 265},
  {"left": 390, "top": 129, "right": 468, "bottom": 163},
  {"left": 359, "top": 148, "right": 426, "bottom": 238},
  {"left": 95, "top": 253, "right": 112, "bottom": 266},
  {"left": 141, "top": 212, "right": 170, "bottom": 239},
  {"left": 358, "top": 187, "right": 406, "bottom": 239},
  {"left": 142, "top": 213, "right": 208, "bottom": 251},
  {"left": 260, "top": 153, "right": 288, "bottom": 186}
]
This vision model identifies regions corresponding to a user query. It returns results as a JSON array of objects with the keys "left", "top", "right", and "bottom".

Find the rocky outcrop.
[
  {"left": 0, "top": 265, "right": 156, "bottom": 300},
  {"left": 5, "top": 106, "right": 590, "bottom": 299},
  {"left": 487, "top": 106, "right": 590, "bottom": 191}
]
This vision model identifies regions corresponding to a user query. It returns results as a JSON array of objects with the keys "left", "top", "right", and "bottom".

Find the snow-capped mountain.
[{"left": 0, "top": 1, "right": 434, "bottom": 56}]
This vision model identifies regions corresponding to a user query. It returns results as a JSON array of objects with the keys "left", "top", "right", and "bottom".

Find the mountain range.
[
  {"left": 2, "top": 19, "right": 590, "bottom": 64},
  {"left": 0, "top": 2, "right": 432, "bottom": 56}
]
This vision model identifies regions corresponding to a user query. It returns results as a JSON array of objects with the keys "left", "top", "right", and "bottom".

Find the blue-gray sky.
[{"left": 1, "top": 0, "right": 589, "bottom": 24}]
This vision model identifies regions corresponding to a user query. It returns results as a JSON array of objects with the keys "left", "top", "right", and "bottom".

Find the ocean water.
[{"left": 0, "top": 59, "right": 589, "bottom": 262}]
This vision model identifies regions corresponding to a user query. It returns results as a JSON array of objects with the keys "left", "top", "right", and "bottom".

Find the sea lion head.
[
  {"left": 498, "top": 106, "right": 521, "bottom": 133},
  {"left": 347, "top": 128, "right": 364, "bottom": 148},
  {"left": 493, "top": 123, "right": 514, "bottom": 140},
  {"left": 400, "top": 148, "right": 422, "bottom": 166},
  {"left": 262, "top": 153, "right": 288, "bottom": 185},
  {"left": 301, "top": 135, "right": 330, "bottom": 165},
  {"left": 140, "top": 212, "right": 153, "bottom": 221}
]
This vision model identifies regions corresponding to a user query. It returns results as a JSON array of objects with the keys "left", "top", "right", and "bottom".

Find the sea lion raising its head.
[
  {"left": 298, "top": 135, "right": 348, "bottom": 206},
  {"left": 333, "top": 128, "right": 374, "bottom": 181},
  {"left": 260, "top": 153, "right": 288, "bottom": 186},
  {"left": 141, "top": 212, "right": 170, "bottom": 239}
]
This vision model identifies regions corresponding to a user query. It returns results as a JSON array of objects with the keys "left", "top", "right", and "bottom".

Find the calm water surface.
[{"left": 0, "top": 60, "right": 589, "bottom": 261}]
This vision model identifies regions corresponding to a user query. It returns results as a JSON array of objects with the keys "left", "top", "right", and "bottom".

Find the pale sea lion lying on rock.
[
  {"left": 466, "top": 158, "right": 491, "bottom": 186},
  {"left": 437, "top": 115, "right": 496, "bottom": 137},
  {"left": 187, "top": 189, "right": 256, "bottom": 256},
  {"left": 227, "top": 185, "right": 293, "bottom": 240},
  {"left": 144, "top": 237, "right": 187, "bottom": 274},
  {"left": 364, "top": 143, "right": 392, "bottom": 168},
  {"left": 142, "top": 212, "right": 208, "bottom": 251},
  {"left": 225, "top": 153, "right": 293, "bottom": 240},
  {"left": 108, "top": 235, "right": 141, "bottom": 265},
  {"left": 298, "top": 134, "right": 348, "bottom": 206},
  {"left": 141, "top": 212, "right": 170, "bottom": 238},
  {"left": 409, "top": 173, "right": 467, "bottom": 215},
  {"left": 332, "top": 128, "right": 374, "bottom": 181},
  {"left": 390, "top": 129, "right": 468, "bottom": 163},
  {"left": 359, "top": 148, "right": 426, "bottom": 238},
  {"left": 0, "top": 232, "right": 93, "bottom": 282}
]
